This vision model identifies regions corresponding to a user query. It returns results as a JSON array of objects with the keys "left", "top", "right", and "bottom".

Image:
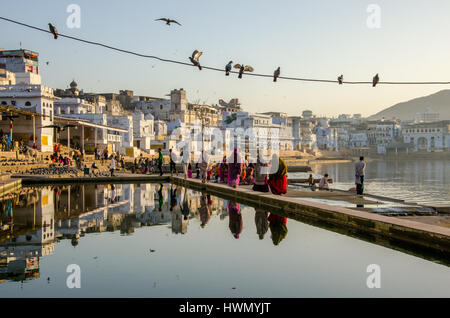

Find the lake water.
[
  {"left": 292, "top": 158, "right": 450, "bottom": 205},
  {"left": 0, "top": 183, "right": 449, "bottom": 297}
]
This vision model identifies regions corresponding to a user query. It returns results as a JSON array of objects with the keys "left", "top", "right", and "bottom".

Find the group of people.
[{"left": 179, "top": 148, "right": 288, "bottom": 196}]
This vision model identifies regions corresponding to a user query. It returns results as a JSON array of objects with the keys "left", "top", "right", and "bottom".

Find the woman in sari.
[
  {"left": 220, "top": 156, "right": 228, "bottom": 183},
  {"left": 268, "top": 213, "right": 288, "bottom": 246},
  {"left": 227, "top": 148, "right": 242, "bottom": 188},
  {"left": 253, "top": 157, "right": 269, "bottom": 192},
  {"left": 268, "top": 153, "right": 287, "bottom": 195},
  {"left": 228, "top": 200, "right": 243, "bottom": 239},
  {"left": 254, "top": 209, "right": 269, "bottom": 240},
  {"left": 199, "top": 151, "right": 209, "bottom": 183}
]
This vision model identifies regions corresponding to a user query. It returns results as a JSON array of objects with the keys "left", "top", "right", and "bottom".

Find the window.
[
  {"left": 1, "top": 101, "right": 6, "bottom": 105},
  {"left": 25, "top": 101, "right": 31, "bottom": 106}
]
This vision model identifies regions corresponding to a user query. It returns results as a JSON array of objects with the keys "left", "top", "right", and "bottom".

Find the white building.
[{"left": 402, "top": 120, "right": 450, "bottom": 152}]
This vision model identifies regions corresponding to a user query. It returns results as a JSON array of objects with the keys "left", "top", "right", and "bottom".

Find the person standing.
[
  {"left": 227, "top": 148, "right": 242, "bottom": 188},
  {"left": 169, "top": 148, "right": 177, "bottom": 176},
  {"left": 157, "top": 148, "right": 164, "bottom": 176},
  {"left": 199, "top": 151, "right": 209, "bottom": 183},
  {"left": 109, "top": 155, "right": 116, "bottom": 177},
  {"left": 355, "top": 156, "right": 366, "bottom": 195}
]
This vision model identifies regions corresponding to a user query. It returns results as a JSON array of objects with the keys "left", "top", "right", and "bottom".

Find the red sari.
[{"left": 268, "top": 157, "right": 287, "bottom": 195}]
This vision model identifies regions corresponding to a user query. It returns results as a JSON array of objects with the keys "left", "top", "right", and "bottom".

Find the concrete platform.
[{"left": 170, "top": 176, "right": 450, "bottom": 262}]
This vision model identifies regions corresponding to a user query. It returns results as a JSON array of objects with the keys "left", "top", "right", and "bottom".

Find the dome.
[{"left": 70, "top": 80, "right": 78, "bottom": 88}]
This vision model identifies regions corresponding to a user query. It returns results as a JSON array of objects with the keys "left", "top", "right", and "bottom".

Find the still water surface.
[
  {"left": 293, "top": 158, "right": 450, "bottom": 205},
  {"left": 0, "top": 183, "right": 449, "bottom": 297}
]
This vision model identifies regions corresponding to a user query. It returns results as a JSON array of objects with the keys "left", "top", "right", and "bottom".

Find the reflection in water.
[
  {"left": 254, "top": 209, "right": 269, "bottom": 240},
  {"left": 228, "top": 201, "right": 242, "bottom": 239},
  {"left": 268, "top": 213, "right": 288, "bottom": 246},
  {"left": 0, "top": 183, "right": 235, "bottom": 283},
  {"left": 0, "top": 183, "right": 449, "bottom": 297}
]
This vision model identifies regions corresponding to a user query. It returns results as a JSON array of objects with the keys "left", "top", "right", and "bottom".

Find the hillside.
[{"left": 368, "top": 90, "right": 450, "bottom": 121}]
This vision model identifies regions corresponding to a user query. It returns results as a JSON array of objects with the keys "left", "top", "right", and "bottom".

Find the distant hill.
[{"left": 368, "top": 90, "right": 450, "bottom": 121}]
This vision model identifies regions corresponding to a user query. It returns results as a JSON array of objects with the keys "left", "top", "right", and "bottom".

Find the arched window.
[
  {"left": 1, "top": 101, "right": 6, "bottom": 105},
  {"left": 25, "top": 101, "right": 31, "bottom": 106}
]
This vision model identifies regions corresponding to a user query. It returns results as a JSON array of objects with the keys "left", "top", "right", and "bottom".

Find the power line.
[{"left": 2, "top": 16, "right": 450, "bottom": 85}]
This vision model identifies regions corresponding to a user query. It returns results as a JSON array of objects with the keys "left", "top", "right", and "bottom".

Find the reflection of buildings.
[
  {"left": 0, "top": 182, "right": 229, "bottom": 282},
  {"left": 0, "top": 188, "right": 55, "bottom": 281}
]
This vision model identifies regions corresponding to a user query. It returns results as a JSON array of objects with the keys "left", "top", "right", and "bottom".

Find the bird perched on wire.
[
  {"left": 48, "top": 23, "right": 58, "bottom": 39},
  {"left": 155, "top": 18, "right": 181, "bottom": 26},
  {"left": 225, "top": 61, "right": 233, "bottom": 76},
  {"left": 338, "top": 74, "right": 344, "bottom": 85},
  {"left": 234, "top": 64, "right": 254, "bottom": 79},
  {"left": 372, "top": 73, "right": 379, "bottom": 87},
  {"left": 273, "top": 67, "right": 281, "bottom": 82},
  {"left": 189, "top": 50, "right": 203, "bottom": 70}
]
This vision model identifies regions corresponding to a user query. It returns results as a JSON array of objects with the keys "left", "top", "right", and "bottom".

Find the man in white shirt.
[
  {"left": 355, "top": 156, "right": 366, "bottom": 195},
  {"left": 110, "top": 155, "right": 116, "bottom": 177},
  {"left": 318, "top": 174, "right": 330, "bottom": 190}
]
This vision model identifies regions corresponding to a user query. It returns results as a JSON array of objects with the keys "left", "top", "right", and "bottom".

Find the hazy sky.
[{"left": 2, "top": 0, "right": 450, "bottom": 117}]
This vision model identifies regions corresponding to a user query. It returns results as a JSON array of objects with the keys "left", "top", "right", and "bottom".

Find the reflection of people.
[
  {"left": 227, "top": 149, "right": 242, "bottom": 188},
  {"left": 199, "top": 192, "right": 211, "bottom": 228},
  {"left": 110, "top": 184, "right": 116, "bottom": 203},
  {"left": 170, "top": 185, "right": 177, "bottom": 211},
  {"left": 268, "top": 154, "right": 287, "bottom": 195},
  {"left": 255, "top": 209, "right": 269, "bottom": 240},
  {"left": 228, "top": 201, "right": 243, "bottom": 239},
  {"left": 158, "top": 184, "right": 164, "bottom": 211},
  {"left": 180, "top": 188, "right": 191, "bottom": 220},
  {"left": 268, "top": 213, "right": 288, "bottom": 246},
  {"left": 355, "top": 156, "right": 366, "bottom": 195}
]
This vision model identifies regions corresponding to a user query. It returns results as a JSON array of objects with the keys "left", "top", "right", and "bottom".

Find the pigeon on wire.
[
  {"left": 338, "top": 74, "right": 344, "bottom": 85},
  {"left": 48, "top": 23, "right": 58, "bottom": 39},
  {"left": 155, "top": 18, "right": 182, "bottom": 26},
  {"left": 372, "top": 74, "right": 379, "bottom": 87},
  {"left": 189, "top": 50, "right": 203, "bottom": 70},
  {"left": 273, "top": 67, "right": 281, "bottom": 82},
  {"left": 234, "top": 64, "right": 254, "bottom": 79},
  {"left": 225, "top": 61, "right": 233, "bottom": 76}
]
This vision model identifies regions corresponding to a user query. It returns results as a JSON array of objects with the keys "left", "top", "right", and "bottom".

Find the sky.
[{"left": 2, "top": 0, "right": 450, "bottom": 117}]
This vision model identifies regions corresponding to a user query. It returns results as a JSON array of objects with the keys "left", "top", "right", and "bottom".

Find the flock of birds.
[{"left": 47, "top": 19, "right": 381, "bottom": 87}]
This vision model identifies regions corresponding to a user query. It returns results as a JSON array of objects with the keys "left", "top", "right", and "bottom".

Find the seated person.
[{"left": 318, "top": 174, "right": 330, "bottom": 190}]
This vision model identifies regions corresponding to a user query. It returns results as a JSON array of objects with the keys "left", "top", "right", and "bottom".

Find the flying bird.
[
  {"left": 338, "top": 74, "right": 344, "bottom": 85},
  {"left": 225, "top": 61, "right": 233, "bottom": 76},
  {"left": 372, "top": 73, "right": 379, "bottom": 87},
  {"left": 234, "top": 64, "right": 254, "bottom": 79},
  {"left": 155, "top": 18, "right": 181, "bottom": 26},
  {"left": 273, "top": 67, "right": 280, "bottom": 82},
  {"left": 48, "top": 23, "right": 58, "bottom": 39},
  {"left": 189, "top": 50, "right": 203, "bottom": 70}
]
